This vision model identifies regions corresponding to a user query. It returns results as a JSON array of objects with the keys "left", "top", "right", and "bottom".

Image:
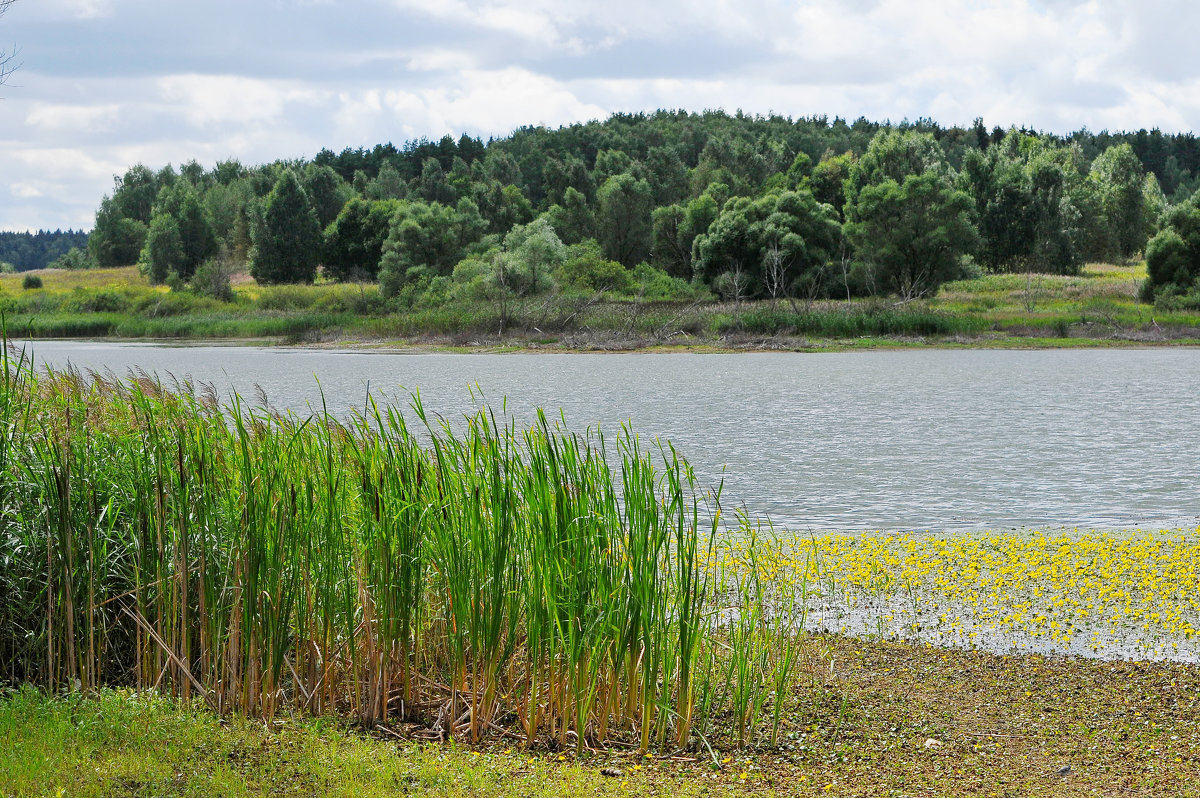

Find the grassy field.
[{"left": 2, "top": 262, "right": 1198, "bottom": 349}]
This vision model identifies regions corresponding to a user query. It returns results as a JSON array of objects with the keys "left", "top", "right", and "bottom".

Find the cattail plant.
[{"left": 0, "top": 328, "right": 804, "bottom": 750}]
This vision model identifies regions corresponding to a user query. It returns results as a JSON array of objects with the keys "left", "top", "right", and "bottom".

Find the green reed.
[{"left": 0, "top": 332, "right": 802, "bottom": 750}]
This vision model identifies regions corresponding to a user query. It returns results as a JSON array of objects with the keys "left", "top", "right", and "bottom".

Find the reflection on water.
[{"left": 15, "top": 341, "right": 1200, "bottom": 532}]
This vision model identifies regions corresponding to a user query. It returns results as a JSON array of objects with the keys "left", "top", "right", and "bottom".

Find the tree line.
[
  {"left": 83, "top": 110, "right": 1200, "bottom": 307},
  {"left": 0, "top": 230, "right": 90, "bottom": 273}
]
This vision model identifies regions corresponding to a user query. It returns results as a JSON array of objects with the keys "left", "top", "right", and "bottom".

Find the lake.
[{"left": 12, "top": 340, "right": 1200, "bottom": 532}]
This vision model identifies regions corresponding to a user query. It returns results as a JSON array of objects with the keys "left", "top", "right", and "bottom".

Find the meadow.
[{"left": 1, "top": 261, "right": 1199, "bottom": 349}]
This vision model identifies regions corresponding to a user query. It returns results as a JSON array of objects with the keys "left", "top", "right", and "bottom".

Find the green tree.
[
  {"left": 846, "top": 172, "right": 979, "bottom": 298},
  {"left": 692, "top": 196, "right": 759, "bottom": 300},
  {"left": 651, "top": 204, "right": 689, "bottom": 278},
  {"left": 958, "top": 140, "right": 1035, "bottom": 272},
  {"left": 378, "top": 200, "right": 487, "bottom": 297},
  {"left": 416, "top": 158, "right": 457, "bottom": 205},
  {"left": 140, "top": 213, "right": 183, "bottom": 285},
  {"left": 322, "top": 198, "right": 399, "bottom": 281},
  {"left": 844, "top": 130, "right": 949, "bottom": 210},
  {"left": 302, "top": 164, "right": 353, "bottom": 229},
  {"left": 1144, "top": 196, "right": 1200, "bottom": 299},
  {"left": 692, "top": 190, "right": 839, "bottom": 301},
  {"left": 250, "top": 170, "right": 321, "bottom": 285},
  {"left": 554, "top": 239, "right": 633, "bottom": 294},
  {"left": 500, "top": 217, "right": 565, "bottom": 296},
  {"left": 48, "top": 247, "right": 97, "bottom": 271},
  {"left": 593, "top": 149, "right": 636, "bottom": 187},
  {"left": 645, "top": 146, "right": 689, "bottom": 206},
  {"left": 366, "top": 161, "right": 409, "bottom": 201},
  {"left": 759, "top": 190, "right": 841, "bottom": 302},
  {"left": 111, "top": 164, "right": 160, "bottom": 224},
  {"left": 89, "top": 196, "right": 147, "bottom": 268},
  {"left": 1090, "top": 143, "right": 1146, "bottom": 259},
  {"left": 810, "top": 151, "right": 855, "bottom": 212},
  {"left": 1141, "top": 172, "right": 1168, "bottom": 245},
  {"left": 152, "top": 181, "right": 216, "bottom": 280},
  {"left": 596, "top": 173, "right": 652, "bottom": 267},
  {"left": 679, "top": 193, "right": 719, "bottom": 261},
  {"left": 542, "top": 187, "right": 595, "bottom": 246}
]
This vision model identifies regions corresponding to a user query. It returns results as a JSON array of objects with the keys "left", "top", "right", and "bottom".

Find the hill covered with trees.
[{"left": 82, "top": 111, "right": 1200, "bottom": 311}]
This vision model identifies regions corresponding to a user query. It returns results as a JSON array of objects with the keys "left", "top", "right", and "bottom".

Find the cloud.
[
  {"left": 157, "top": 75, "right": 324, "bottom": 126},
  {"left": 12, "top": 183, "right": 43, "bottom": 198},
  {"left": 26, "top": 102, "right": 120, "bottom": 131},
  {"left": 2, "top": 0, "right": 1199, "bottom": 231}
]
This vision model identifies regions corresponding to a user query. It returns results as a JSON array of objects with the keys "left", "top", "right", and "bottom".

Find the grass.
[
  {"left": 3, "top": 636, "right": 1198, "bottom": 797},
  {"left": 2, "top": 262, "right": 1197, "bottom": 350}
]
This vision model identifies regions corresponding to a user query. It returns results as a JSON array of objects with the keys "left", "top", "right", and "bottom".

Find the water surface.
[{"left": 15, "top": 341, "right": 1200, "bottom": 532}]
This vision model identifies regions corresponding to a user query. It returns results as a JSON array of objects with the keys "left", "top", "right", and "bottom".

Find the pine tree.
[{"left": 251, "top": 170, "right": 320, "bottom": 284}]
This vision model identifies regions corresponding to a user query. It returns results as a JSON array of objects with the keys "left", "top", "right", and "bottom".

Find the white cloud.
[
  {"left": 26, "top": 102, "right": 120, "bottom": 131},
  {"left": 23, "top": 0, "right": 115, "bottom": 21},
  {"left": 3, "top": 0, "right": 1200, "bottom": 231},
  {"left": 12, "top": 147, "right": 123, "bottom": 182},
  {"left": 385, "top": 68, "right": 608, "bottom": 137},
  {"left": 157, "top": 75, "right": 324, "bottom": 126},
  {"left": 12, "top": 182, "right": 43, "bottom": 198}
]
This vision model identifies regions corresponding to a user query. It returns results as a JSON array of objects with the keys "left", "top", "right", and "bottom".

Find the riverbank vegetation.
[
  {"left": 3, "top": 111, "right": 1185, "bottom": 348},
  {"left": 0, "top": 338, "right": 811, "bottom": 753},
  {"left": 2, "top": 258, "right": 1196, "bottom": 349},
  {"left": 4, "top": 636, "right": 1198, "bottom": 796},
  {"left": 2, "top": 112, "right": 1199, "bottom": 347}
]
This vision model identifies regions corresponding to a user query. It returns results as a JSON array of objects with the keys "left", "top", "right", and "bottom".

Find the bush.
[
  {"left": 21, "top": 274, "right": 43, "bottom": 290},
  {"left": 555, "top": 243, "right": 631, "bottom": 294},
  {"left": 191, "top": 256, "right": 235, "bottom": 302},
  {"left": 311, "top": 285, "right": 387, "bottom": 315},
  {"left": 134, "top": 291, "right": 222, "bottom": 318},
  {"left": 255, "top": 284, "right": 320, "bottom": 311},
  {"left": 47, "top": 247, "right": 98, "bottom": 270},
  {"left": 629, "top": 263, "right": 710, "bottom": 301},
  {"left": 63, "top": 289, "right": 132, "bottom": 314},
  {"left": 726, "top": 306, "right": 982, "bottom": 337}
]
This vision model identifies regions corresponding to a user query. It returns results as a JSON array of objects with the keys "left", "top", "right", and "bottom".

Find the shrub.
[
  {"left": 191, "top": 256, "right": 235, "bottom": 302},
  {"left": 63, "top": 289, "right": 132, "bottom": 314},
  {"left": 555, "top": 246, "right": 632, "bottom": 294},
  {"left": 21, "top": 274, "right": 43, "bottom": 290}
]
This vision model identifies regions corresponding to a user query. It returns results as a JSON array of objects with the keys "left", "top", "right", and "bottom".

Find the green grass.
[
  {"left": 2, "top": 261, "right": 1198, "bottom": 349},
  {"left": 0, "top": 687, "right": 742, "bottom": 797},
  {"left": 5, "top": 634, "right": 1199, "bottom": 797}
]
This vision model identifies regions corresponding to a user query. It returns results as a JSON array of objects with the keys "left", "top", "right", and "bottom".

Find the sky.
[{"left": 1, "top": 0, "right": 1198, "bottom": 232}]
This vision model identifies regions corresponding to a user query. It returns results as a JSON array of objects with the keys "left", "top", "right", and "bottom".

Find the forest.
[
  {"left": 79, "top": 111, "right": 1200, "bottom": 310},
  {"left": 0, "top": 230, "right": 89, "bottom": 272}
]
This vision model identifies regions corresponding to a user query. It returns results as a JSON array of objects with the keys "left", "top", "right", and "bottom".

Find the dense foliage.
[
  {"left": 82, "top": 111, "right": 1200, "bottom": 304},
  {"left": 0, "top": 230, "right": 88, "bottom": 272}
]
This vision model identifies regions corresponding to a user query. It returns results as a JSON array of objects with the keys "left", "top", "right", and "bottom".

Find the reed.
[{"left": 0, "top": 329, "right": 799, "bottom": 750}]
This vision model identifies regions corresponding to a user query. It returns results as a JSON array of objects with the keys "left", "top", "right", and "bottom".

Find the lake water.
[{"left": 12, "top": 341, "right": 1200, "bottom": 533}]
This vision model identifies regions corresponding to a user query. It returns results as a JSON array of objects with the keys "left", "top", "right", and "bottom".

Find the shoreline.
[
  {"left": 5, "top": 633, "right": 1198, "bottom": 796},
  {"left": 9, "top": 329, "right": 1200, "bottom": 355}
]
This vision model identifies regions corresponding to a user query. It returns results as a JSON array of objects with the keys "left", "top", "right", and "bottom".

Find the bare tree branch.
[{"left": 0, "top": 0, "right": 19, "bottom": 89}]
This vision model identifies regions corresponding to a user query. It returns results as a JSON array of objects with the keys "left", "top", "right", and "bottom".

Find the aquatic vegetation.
[
  {"left": 0, "top": 335, "right": 807, "bottom": 751},
  {"left": 724, "top": 529, "right": 1200, "bottom": 662}
]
